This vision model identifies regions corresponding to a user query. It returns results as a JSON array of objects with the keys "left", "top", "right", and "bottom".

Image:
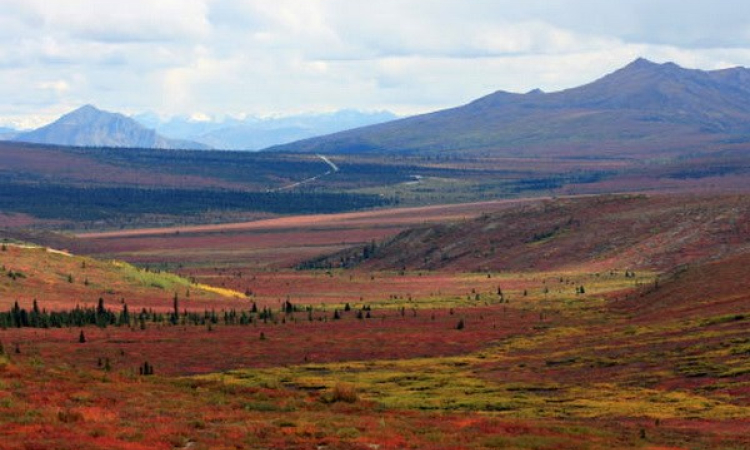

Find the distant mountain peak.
[
  {"left": 65, "top": 104, "right": 107, "bottom": 117},
  {"left": 626, "top": 57, "right": 658, "bottom": 68},
  {"left": 614, "top": 57, "right": 685, "bottom": 76},
  {"left": 58, "top": 104, "right": 116, "bottom": 122},
  {"left": 10, "top": 105, "right": 209, "bottom": 150},
  {"left": 76, "top": 104, "right": 100, "bottom": 112}
]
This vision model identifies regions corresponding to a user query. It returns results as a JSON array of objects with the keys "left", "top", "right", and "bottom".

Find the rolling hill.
[
  {"left": 613, "top": 250, "right": 750, "bottom": 321},
  {"left": 304, "top": 194, "right": 750, "bottom": 272},
  {"left": 270, "top": 58, "right": 750, "bottom": 158},
  {"left": 0, "top": 241, "right": 239, "bottom": 311},
  {"left": 10, "top": 105, "right": 209, "bottom": 150}
]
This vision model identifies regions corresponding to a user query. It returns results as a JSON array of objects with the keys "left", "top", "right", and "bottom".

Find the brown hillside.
[
  {"left": 612, "top": 251, "right": 750, "bottom": 321},
  {"left": 317, "top": 194, "right": 750, "bottom": 272}
]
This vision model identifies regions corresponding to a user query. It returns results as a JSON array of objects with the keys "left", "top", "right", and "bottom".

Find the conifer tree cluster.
[{"left": 0, "top": 298, "right": 374, "bottom": 329}]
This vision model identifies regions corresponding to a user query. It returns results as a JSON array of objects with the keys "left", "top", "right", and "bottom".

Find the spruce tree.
[
  {"left": 119, "top": 304, "right": 130, "bottom": 327},
  {"left": 171, "top": 293, "right": 179, "bottom": 325},
  {"left": 140, "top": 361, "right": 154, "bottom": 375},
  {"left": 96, "top": 298, "right": 107, "bottom": 327}
]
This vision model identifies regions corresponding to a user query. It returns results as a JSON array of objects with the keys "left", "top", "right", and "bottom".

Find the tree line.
[{"left": 0, "top": 298, "right": 373, "bottom": 330}]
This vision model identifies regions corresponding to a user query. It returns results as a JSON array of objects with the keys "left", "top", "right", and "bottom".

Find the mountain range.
[
  {"left": 135, "top": 109, "right": 398, "bottom": 150},
  {"left": 270, "top": 58, "right": 750, "bottom": 158},
  {"left": 1, "top": 106, "right": 397, "bottom": 151},
  {"left": 5, "top": 58, "right": 750, "bottom": 156},
  {"left": 7, "top": 105, "right": 209, "bottom": 150},
  {"left": 0, "top": 127, "right": 16, "bottom": 142}
]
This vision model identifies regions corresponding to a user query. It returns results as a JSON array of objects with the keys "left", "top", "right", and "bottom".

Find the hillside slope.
[
  {"left": 613, "top": 251, "right": 750, "bottom": 321},
  {"left": 0, "top": 242, "right": 239, "bottom": 311},
  {"left": 271, "top": 58, "right": 750, "bottom": 157},
  {"left": 306, "top": 194, "right": 750, "bottom": 272}
]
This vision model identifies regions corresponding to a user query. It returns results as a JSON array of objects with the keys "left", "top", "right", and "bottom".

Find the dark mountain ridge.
[{"left": 270, "top": 58, "right": 750, "bottom": 157}]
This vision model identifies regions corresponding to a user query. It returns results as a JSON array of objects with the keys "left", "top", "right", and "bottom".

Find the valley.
[
  {"left": 1, "top": 58, "right": 750, "bottom": 449},
  {"left": 3, "top": 189, "right": 750, "bottom": 449}
]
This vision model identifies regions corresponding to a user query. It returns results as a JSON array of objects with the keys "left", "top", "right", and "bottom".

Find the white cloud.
[
  {"left": 1, "top": 0, "right": 750, "bottom": 123},
  {"left": 37, "top": 79, "right": 71, "bottom": 94},
  {"left": 14, "top": 0, "right": 211, "bottom": 43}
]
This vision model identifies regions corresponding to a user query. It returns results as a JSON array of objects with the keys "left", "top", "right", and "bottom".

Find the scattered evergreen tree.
[
  {"left": 79, "top": 330, "right": 86, "bottom": 343},
  {"left": 118, "top": 304, "right": 130, "bottom": 327},
  {"left": 456, "top": 318, "right": 465, "bottom": 330},
  {"left": 170, "top": 293, "right": 179, "bottom": 325},
  {"left": 140, "top": 361, "right": 154, "bottom": 376}
]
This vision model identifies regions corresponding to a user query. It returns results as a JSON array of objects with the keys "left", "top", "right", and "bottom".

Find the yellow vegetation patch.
[
  {"left": 192, "top": 283, "right": 244, "bottom": 298},
  {"left": 212, "top": 348, "right": 750, "bottom": 420}
]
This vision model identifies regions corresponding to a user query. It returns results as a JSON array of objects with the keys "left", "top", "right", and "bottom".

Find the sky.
[{"left": 2, "top": 0, "right": 750, "bottom": 129}]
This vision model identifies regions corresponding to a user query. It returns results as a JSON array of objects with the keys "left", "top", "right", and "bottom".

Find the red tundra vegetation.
[{"left": 2, "top": 193, "right": 750, "bottom": 449}]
